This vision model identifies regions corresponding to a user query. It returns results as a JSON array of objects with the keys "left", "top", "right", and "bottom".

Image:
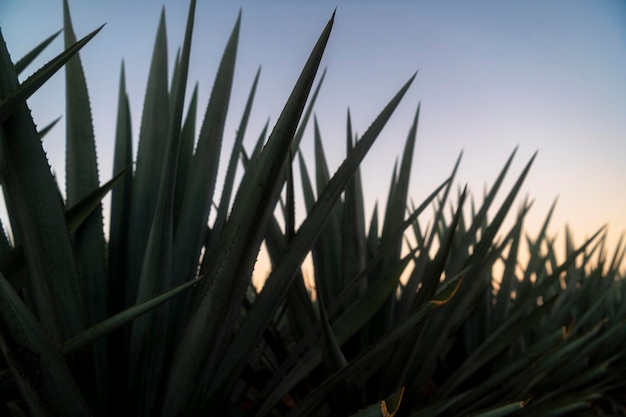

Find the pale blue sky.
[{"left": 1, "top": 1, "right": 625, "bottom": 264}]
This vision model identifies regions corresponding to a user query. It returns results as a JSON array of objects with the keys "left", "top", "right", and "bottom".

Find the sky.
[{"left": 1, "top": 0, "right": 625, "bottom": 276}]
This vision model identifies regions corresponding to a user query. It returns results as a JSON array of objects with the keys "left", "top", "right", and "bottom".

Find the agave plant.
[{"left": 1, "top": 0, "right": 625, "bottom": 416}]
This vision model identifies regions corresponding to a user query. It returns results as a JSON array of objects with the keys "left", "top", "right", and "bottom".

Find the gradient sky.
[{"left": 1, "top": 1, "right": 625, "bottom": 274}]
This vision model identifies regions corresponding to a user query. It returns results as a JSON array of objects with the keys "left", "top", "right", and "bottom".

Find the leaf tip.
[{"left": 235, "top": 8, "right": 243, "bottom": 28}]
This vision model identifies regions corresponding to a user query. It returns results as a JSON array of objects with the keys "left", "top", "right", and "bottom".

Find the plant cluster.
[{"left": 0, "top": 1, "right": 624, "bottom": 416}]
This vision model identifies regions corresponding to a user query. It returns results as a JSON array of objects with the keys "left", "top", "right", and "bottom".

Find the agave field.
[{"left": 0, "top": 1, "right": 625, "bottom": 416}]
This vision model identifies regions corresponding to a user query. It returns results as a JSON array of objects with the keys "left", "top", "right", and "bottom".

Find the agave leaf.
[
  {"left": 282, "top": 152, "right": 318, "bottom": 338},
  {"left": 171, "top": 10, "right": 240, "bottom": 290},
  {"left": 129, "top": 1, "right": 196, "bottom": 414},
  {"left": 0, "top": 27, "right": 86, "bottom": 343},
  {"left": 208, "top": 66, "right": 261, "bottom": 251},
  {"left": 0, "top": 219, "right": 10, "bottom": 257},
  {"left": 341, "top": 109, "right": 367, "bottom": 293},
  {"left": 106, "top": 61, "right": 133, "bottom": 416},
  {"left": 313, "top": 116, "right": 332, "bottom": 192},
  {"left": 331, "top": 249, "right": 416, "bottom": 343},
  {"left": 65, "top": 166, "right": 130, "bottom": 237},
  {"left": 0, "top": 164, "right": 129, "bottom": 307},
  {"left": 261, "top": 160, "right": 317, "bottom": 339},
  {"left": 107, "top": 62, "right": 133, "bottom": 316},
  {"left": 163, "top": 10, "right": 240, "bottom": 364},
  {"left": 607, "top": 232, "right": 626, "bottom": 276},
  {"left": 298, "top": 150, "right": 316, "bottom": 212},
  {"left": 63, "top": 4, "right": 114, "bottom": 411},
  {"left": 126, "top": 7, "right": 170, "bottom": 307},
  {"left": 61, "top": 276, "right": 200, "bottom": 356},
  {"left": 245, "top": 117, "right": 270, "bottom": 165},
  {"left": 425, "top": 152, "right": 463, "bottom": 252},
  {"left": 291, "top": 68, "right": 326, "bottom": 156},
  {"left": 173, "top": 82, "right": 198, "bottom": 221},
  {"left": 37, "top": 116, "right": 62, "bottom": 140},
  {"left": 286, "top": 274, "right": 317, "bottom": 341},
  {"left": 162, "top": 11, "right": 335, "bottom": 417},
  {"left": 14, "top": 30, "right": 62, "bottom": 75},
  {"left": 459, "top": 147, "right": 519, "bottom": 251},
  {"left": 285, "top": 151, "right": 296, "bottom": 239},
  {"left": 0, "top": 25, "right": 103, "bottom": 124},
  {"left": 409, "top": 205, "right": 427, "bottom": 249},
  {"left": 526, "top": 196, "right": 556, "bottom": 262},
  {"left": 254, "top": 66, "right": 325, "bottom": 228},
  {"left": 161, "top": 79, "right": 197, "bottom": 339},
  {"left": 0, "top": 214, "right": 29, "bottom": 291},
  {"left": 64, "top": 0, "right": 107, "bottom": 329},
  {"left": 494, "top": 200, "right": 530, "bottom": 320},
  {"left": 367, "top": 202, "right": 379, "bottom": 251},
  {"left": 380, "top": 103, "right": 419, "bottom": 249},
  {"left": 367, "top": 147, "right": 405, "bottom": 340},
  {"left": 0, "top": 248, "right": 27, "bottom": 292},
  {"left": 0, "top": 273, "right": 92, "bottom": 416},
  {"left": 316, "top": 279, "right": 355, "bottom": 415},
  {"left": 169, "top": 47, "right": 181, "bottom": 103},
  {"left": 211, "top": 74, "right": 418, "bottom": 407},
  {"left": 311, "top": 116, "right": 343, "bottom": 305}
]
